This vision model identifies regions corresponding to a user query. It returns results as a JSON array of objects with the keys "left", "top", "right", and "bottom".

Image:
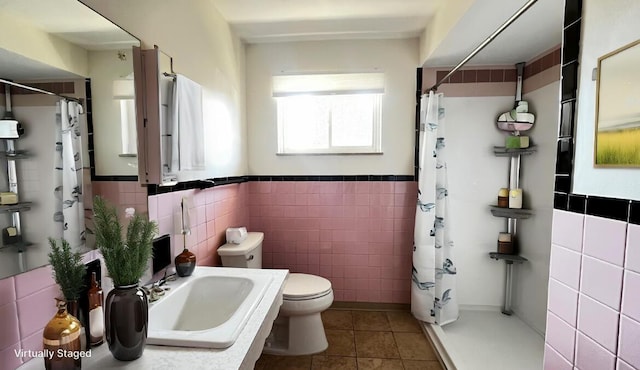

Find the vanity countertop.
[{"left": 18, "top": 267, "right": 288, "bottom": 370}]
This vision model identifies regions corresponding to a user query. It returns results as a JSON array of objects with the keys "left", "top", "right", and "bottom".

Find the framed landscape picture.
[{"left": 594, "top": 39, "right": 640, "bottom": 167}]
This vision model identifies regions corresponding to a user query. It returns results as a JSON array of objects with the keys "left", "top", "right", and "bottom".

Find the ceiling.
[
  {"left": 213, "top": 0, "right": 446, "bottom": 43},
  {"left": 211, "top": 0, "right": 563, "bottom": 67},
  {"left": 425, "top": 0, "right": 563, "bottom": 67},
  {"left": 0, "top": 0, "right": 139, "bottom": 80},
  {"left": 0, "top": 0, "right": 138, "bottom": 50}
]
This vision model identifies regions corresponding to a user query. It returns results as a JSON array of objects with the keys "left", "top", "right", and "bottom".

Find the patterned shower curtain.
[
  {"left": 53, "top": 100, "right": 85, "bottom": 248},
  {"left": 411, "top": 91, "right": 458, "bottom": 325}
]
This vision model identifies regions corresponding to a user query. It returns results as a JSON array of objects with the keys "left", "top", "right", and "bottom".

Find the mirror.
[{"left": 0, "top": 0, "right": 140, "bottom": 279}]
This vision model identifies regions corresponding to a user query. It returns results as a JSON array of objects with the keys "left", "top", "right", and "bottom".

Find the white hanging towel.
[{"left": 171, "top": 74, "right": 205, "bottom": 171}]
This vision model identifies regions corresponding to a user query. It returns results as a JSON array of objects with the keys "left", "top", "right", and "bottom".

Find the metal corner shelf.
[
  {"left": 0, "top": 202, "right": 32, "bottom": 213},
  {"left": 0, "top": 241, "right": 33, "bottom": 252},
  {"left": 489, "top": 252, "right": 528, "bottom": 264},
  {"left": 493, "top": 145, "right": 537, "bottom": 157},
  {"left": 490, "top": 206, "right": 533, "bottom": 219},
  {"left": 0, "top": 150, "right": 30, "bottom": 159}
]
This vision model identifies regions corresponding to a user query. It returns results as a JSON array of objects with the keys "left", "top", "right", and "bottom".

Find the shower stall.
[{"left": 415, "top": 1, "right": 560, "bottom": 369}]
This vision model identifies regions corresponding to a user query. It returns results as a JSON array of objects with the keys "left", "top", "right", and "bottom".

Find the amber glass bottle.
[
  {"left": 43, "top": 298, "right": 82, "bottom": 370},
  {"left": 175, "top": 248, "right": 196, "bottom": 277},
  {"left": 88, "top": 272, "right": 104, "bottom": 346}
]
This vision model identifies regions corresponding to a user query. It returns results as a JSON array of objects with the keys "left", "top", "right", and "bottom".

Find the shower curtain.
[
  {"left": 53, "top": 99, "right": 85, "bottom": 248},
  {"left": 412, "top": 91, "right": 458, "bottom": 325}
]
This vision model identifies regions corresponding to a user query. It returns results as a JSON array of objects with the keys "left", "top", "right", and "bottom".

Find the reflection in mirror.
[{"left": 0, "top": 0, "right": 139, "bottom": 279}]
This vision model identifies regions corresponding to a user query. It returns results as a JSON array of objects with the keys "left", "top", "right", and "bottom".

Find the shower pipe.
[
  {"left": 428, "top": 0, "right": 539, "bottom": 92},
  {"left": 0, "top": 78, "right": 83, "bottom": 104}
]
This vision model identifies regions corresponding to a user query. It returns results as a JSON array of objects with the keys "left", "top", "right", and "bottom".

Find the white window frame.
[{"left": 273, "top": 73, "right": 384, "bottom": 155}]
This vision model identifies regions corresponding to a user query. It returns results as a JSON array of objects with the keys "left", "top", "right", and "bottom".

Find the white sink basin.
[{"left": 147, "top": 267, "right": 273, "bottom": 348}]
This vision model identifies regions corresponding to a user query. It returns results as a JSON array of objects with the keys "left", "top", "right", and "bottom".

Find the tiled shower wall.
[
  {"left": 544, "top": 210, "right": 640, "bottom": 370},
  {"left": 248, "top": 181, "right": 416, "bottom": 303}
]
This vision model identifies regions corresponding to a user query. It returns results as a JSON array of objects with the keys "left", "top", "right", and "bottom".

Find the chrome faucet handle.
[{"left": 149, "top": 288, "right": 160, "bottom": 302}]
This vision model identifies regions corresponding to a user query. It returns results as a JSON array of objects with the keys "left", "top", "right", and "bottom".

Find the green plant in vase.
[
  {"left": 46, "top": 238, "right": 86, "bottom": 368},
  {"left": 47, "top": 238, "right": 86, "bottom": 313},
  {"left": 92, "top": 196, "right": 157, "bottom": 361}
]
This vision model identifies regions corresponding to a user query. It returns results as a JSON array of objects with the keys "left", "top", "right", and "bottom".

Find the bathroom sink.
[{"left": 147, "top": 267, "right": 273, "bottom": 348}]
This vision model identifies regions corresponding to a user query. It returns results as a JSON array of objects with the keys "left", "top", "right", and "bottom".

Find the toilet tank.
[{"left": 217, "top": 232, "right": 263, "bottom": 268}]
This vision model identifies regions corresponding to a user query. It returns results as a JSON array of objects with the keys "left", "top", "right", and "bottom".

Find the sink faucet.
[{"left": 144, "top": 270, "right": 175, "bottom": 302}]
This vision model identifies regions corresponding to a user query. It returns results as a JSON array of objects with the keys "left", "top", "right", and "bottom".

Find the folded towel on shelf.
[{"left": 171, "top": 74, "right": 205, "bottom": 171}]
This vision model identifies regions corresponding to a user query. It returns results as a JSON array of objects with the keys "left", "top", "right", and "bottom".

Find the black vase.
[
  {"left": 175, "top": 248, "right": 196, "bottom": 277},
  {"left": 104, "top": 284, "right": 148, "bottom": 361}
]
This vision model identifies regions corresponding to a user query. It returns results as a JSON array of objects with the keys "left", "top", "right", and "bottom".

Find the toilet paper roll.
[{"left": 226, "top": 227, "right": 248, "bottom": 244}]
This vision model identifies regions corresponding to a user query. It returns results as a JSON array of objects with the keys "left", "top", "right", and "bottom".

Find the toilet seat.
[{"left": 283, "top": 273, "right": 332, "bottom": 301}]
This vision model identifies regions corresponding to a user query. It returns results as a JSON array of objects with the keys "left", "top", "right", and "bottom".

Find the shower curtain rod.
[
  {"left": 428, "top": 0, "right": 539, "bottom": 92},
  {"left": 0, "top": 78, "right": 83, "bottom": 103}
]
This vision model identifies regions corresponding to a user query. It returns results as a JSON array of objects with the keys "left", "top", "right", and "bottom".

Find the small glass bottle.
[
  {"left": 43, "top": 298, "right": 82, "bottom": 370},
  {"left": 88, "top": 272, "right": 104, "bottom": 346}
]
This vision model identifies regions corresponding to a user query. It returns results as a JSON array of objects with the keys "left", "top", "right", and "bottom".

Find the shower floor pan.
[{"left": 423, "top": 308, "right": 544, "bottom": 370}]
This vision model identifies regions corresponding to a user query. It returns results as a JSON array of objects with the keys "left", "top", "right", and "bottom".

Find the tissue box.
[{"left": 226, "top": 227, "right": 248, "bottom": 244}]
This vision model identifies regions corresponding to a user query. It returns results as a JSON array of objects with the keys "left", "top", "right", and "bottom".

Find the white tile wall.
[
  {"left": 580, "top": 256, "right": 623, "bottom": 310},
  {"left": 550, "top": 244, "right": 582, "bottom": 290},
  {"left": 618, "top": 315, "right": 640, "bottom": 368},
  {"left": 545, "top": 311, "right": 576, "bottom": 361},
  {"left": 575, "top": 332, "right": 616, "bottom": 370},
  {"left": 545, "top": 210, "right": 640, "bottom": 369},
  {"left": 577, "top": 294, "right": 619, "bottom": 353},
  {"left": 582, "top": 216, "right": 627, "bottom": 266},
  {"left": 548, "top": 278, "right": 579, "bottom": 326},
  {"left": 551, "top": 210, "right": 584, "bottom": 252},
  {"left": 543, "top": 344, "right": 573, "bottom": 370}
]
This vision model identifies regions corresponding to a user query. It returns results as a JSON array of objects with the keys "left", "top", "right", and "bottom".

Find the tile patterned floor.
[{"left": 255, "top": 310, "right": 444, "bottom": 370}]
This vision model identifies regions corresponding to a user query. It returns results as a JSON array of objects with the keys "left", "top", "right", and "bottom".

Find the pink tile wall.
[
  {"left": 0, "top": 251, "right": 99, "bottom": 370},
  {"left": 545, "top": 210, "right": 640, "bottom": 370},
  {"left": 92, "top": 181, "right": 149, "bottom": 215},
  {"left": 2, "top": 179, "right": 408, "bottom": 369},
  {"left": 248, "top": 181, "right": 416, "bottom": 303},
  {"left": 147, "top": 183, "right": 249, "bottom": 267}
]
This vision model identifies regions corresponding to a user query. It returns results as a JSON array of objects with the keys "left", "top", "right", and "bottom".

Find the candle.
[{"left": 509, "top": 188, "right": 523, "bottom": 209}]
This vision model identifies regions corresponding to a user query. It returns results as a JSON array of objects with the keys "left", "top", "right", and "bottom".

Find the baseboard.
[{"left": 330, "top": 301, "right": 410, "bottom": 311}]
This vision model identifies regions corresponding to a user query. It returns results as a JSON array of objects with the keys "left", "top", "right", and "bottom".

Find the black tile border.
[
  {"left": 568, "top": 194, "right": 586, "bottom": 214},
  {"left": 554, "top": 193, "right": 640, "bottom": 225},
  {"left": 553, "top": 2, "right": 640, "bottom": 224},
  {"left": 85, "top": 78, "right": 97, "bottom": 180},
  {"left": 586, "top": 196, "right": 630, "bottom": 222},
  {"left": 244, "top": 175, "right": 415, "bottom": 182},
  {"left": 93, "top": 175, "right": 138, "bottom": 182},
  {"left": 630, "top": 202, "right": 640, "bottom": 225},
  {"left": 147, "top": 176, "right": 249, "bottom": 195},
  {"left": 146, "top": 174, "right": 416, "bottom": 196}
]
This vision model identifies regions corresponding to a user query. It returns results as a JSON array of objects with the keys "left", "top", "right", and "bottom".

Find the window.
[{"left": 273, "top": 73, "right": 384, "bottom": 154}]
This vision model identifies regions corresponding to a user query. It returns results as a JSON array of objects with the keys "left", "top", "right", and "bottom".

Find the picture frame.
[{"left": 594, "top": 39, "right": 640, "bottom": 167}]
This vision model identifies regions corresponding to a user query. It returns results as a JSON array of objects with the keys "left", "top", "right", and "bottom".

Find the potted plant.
[
  {"left": 46, "top": 238, "right": 85, "bottom": 369},
  {"left": 48, "top": 238, "right": 86, "bottom": 315},
  {"left": 92, "top": 196, "right": 157, "bottom": 361}
]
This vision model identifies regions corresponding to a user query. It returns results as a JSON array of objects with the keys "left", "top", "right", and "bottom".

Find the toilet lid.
[{"left": 283, "top": 273, "right": 332, "bottom": 301}]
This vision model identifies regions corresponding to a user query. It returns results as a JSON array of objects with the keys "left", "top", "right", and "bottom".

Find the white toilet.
[{"left": 217, "top": 232, "right": 334, "bottom": 356}]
